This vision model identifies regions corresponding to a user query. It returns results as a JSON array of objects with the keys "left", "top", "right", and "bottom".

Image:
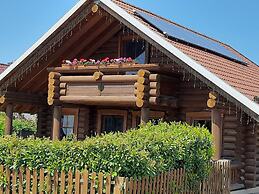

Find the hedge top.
[{"left": 0, "top": 122, "right": 213, "bottom": 182}]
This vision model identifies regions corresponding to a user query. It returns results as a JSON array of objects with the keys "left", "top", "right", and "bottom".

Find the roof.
[
  {"left": 99, "top": 0, "right": 259, "bottom": 120},
  {"left": 0, "top": 64, "right": 8, "bottom": 74},
  {"left": 0, "top": 0, "right": 258, "bottom": 121},
  {"left": 112, "top": 0, "right": 259, "bottom": 101}
]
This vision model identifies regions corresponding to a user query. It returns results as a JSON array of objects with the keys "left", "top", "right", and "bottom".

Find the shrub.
[
  {"left": 0, "top": 122, "right": 213, "bottom": 183},
  {"left": 0, "top": 112, "right": 37, "bottom": 136}
]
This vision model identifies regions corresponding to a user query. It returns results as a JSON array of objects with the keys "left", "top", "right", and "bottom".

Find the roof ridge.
[{"left": 113, "top": 0, "right": 235, "bottom": 52}]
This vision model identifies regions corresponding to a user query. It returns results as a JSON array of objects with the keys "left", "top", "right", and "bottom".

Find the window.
[
  {"left": 97, "top": 110, "right": 127, "bottom": 134},
  {"left": 186, "top": 112, "right": 211, "bottom": 132},
  {"left": 101, "top": 115, "right": 124, "bottom": 133},
  {"left": 132, "top": 111, "right": 165, "bottom": 128},
  {"left": 120, "top": 37, "right": 147, "bottom": 64},
  {"left": 61, "top": 108, "right": 78, "bottom": 138},
  {"left": 62, "top": 115, "right": 74, "bottom": 136}
]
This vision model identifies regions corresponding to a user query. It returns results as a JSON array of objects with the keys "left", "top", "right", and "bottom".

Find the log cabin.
[{"left": 0, "top": 0, "right": 259, "bottom": 191}]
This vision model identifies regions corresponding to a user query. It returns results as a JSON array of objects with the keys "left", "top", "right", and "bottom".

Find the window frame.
[
  {"left": 186, "top": 111, "right": 211, "bottom": 125},
  {"left": 97, "top": 109, "right": 128, "bottom": 134},
  {"left": 131, "top": 111, "right": 165, "bottom": 128},
  {"left": 61, "top": 108, "right": 79, "bottom": 137}
]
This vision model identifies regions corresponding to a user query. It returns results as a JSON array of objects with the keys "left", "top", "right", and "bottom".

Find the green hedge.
[
  {"left": 0, "top": 112, "right": 37, "bottom": 136},
  {"left": 0, "top": 122, "right": 212, "bottom": 182}
]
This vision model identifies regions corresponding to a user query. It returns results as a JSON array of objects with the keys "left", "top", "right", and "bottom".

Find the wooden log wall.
[
  {"left": 91, "top": 33, "right": 119, "bottom": 59},
  {"left": 77, "top": 108, "right": 90, "bottom": 140},
  {"left": 177, "top": 80, "right": 209, "bottom": 120},
  {"left": 48, "top": 72, "right": 61, "bottom": 106},
  {"left": 36, "top": 106, "right": 52, "bottom": 138}
]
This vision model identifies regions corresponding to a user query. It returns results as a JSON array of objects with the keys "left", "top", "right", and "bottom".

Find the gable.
[{"left": 99, "top": 0, "right": 259, "bottom": 120}]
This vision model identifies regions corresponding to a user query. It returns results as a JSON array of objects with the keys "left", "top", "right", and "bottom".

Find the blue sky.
[{"left": 0, "top": 0, "right": 259, "bottom": 65}]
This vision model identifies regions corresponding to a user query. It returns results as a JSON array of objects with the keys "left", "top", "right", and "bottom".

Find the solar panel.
[{"left": 136, "top": 11, "right": 245, "bottom": 64}]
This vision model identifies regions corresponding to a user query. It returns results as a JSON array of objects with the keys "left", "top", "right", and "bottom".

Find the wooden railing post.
[
  {"left": 211, "top": 109, "right": 223, "bottom": 160},
  {"left": 4, "top": 103, "right": 13, "bottom": 135},
  {"left": 52, "top": 106, "right": 61, "bottom": 140}
]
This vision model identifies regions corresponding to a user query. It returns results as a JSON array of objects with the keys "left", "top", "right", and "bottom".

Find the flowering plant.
[{"left": 62, "top": 57, "right": 134, "bottom": 66}]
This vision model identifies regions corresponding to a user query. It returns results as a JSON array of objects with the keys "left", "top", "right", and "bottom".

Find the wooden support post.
[
  {"left": 141, "top": 107, "right": 150, "bottom": 125},
  {"left": 4, "top": 104, "right": 13, "bottom": 135},
  {"left": 211, "top": 109, "right": 222, "bottom": 160},
  {"left": 52, "top": 106, "right": 61, "bottom": 140}
]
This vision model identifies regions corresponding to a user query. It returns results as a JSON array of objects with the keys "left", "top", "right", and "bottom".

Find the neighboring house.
[
  {"left": 0, "top": 0, "right": 258, "bottom": 191},
  {"left": 0, "top": 63, "right": 8, "bottom": 74}
]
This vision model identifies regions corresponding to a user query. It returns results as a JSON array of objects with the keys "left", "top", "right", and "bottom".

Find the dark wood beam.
[
  {"left": 29, "top": 17, "right": 114, "bottom": 93},
  {"left": 16, "top": 13, "right": 103, "bottom": 92},
  {"left": 0, "top": 91, "right": 47, "bottom": 106}
]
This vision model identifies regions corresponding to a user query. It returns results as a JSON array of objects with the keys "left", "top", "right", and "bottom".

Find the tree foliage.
[{"left": 0, "top": 112, "right": 37, "bottom": 136}]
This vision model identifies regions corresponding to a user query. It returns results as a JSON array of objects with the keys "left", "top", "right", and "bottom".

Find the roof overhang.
[{"left": 97, "top": 0, "right": 259, "bottom": 121}]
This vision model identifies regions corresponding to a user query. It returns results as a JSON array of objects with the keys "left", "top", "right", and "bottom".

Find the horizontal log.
[
  {"left": 223, "top": 136, "right": 237, "bottom": 143},
  {"left": 93, "top": 71, "right": 104, "bottom": 81},
  {"left": 224, "top": 129, "right": 238, "bottom": 136},
  {"left": 245, "top": 173, "right": 256, "bottom": 181},
  {"left": 136, "top": 98, "right": 147, "bottom": 108},
  {"left": 134, "top": 90, "right": 149, "bottom": 100},
  {"left": 137, "top": 77, "right": 149, "bottom": 85},
  {"left": 137, "top": 69, "right": 150, "bottom": 78},
  {"left": 48, "top": 72, "right": 61, "bottom": 79},
  {"left": 48, "top": 63, "right": 160, "bottom": 73},
  {"left": 149, "top": 82, "right": 160, "bottom": 90},
  {"left": 223, "top": 150, "right": 235, "bottom": 157},
  {"left": 0, "top": 92, "right": 46, "bottom": 105},
  {"left": 149, "top": 74, "right": 160, "bottom": 82},
  {"left": 48, "top": 86, "right": 59, "bottom": 93},
  {"left": 48, "top": 92, "right": 60, "bottom": 99},
  {"left": 149, "top": 97, "right": 160, "bottom": 105},
  {"left": 59, "top": 83, "right": 67, "bottom": 89},
  {"left": 149, "top": 89, "right": 160, "bottom": 97},
  {"left": 60, "top": 89, "right": 66, "bottom": 96},
  {"left": 60, "top": 75, "right": 138, "bottom": 83},
  {"left": 48, "top": 78, "right": 60, "bottom": 85},
  {"left": 224, "top": 122, "right": 239, "bottom": 129},
  {"left": 60, "top": 96, "right": 137, "bottom": 106},
  {"left": 223, "top": 143, "right": 236, "bottom": 150},
  {"left": 47, "top": 98, "right": 60, "bottom": 106}
]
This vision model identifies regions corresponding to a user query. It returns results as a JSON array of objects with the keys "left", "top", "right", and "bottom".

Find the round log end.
[
  {"left": 207, "top": 98, "right": 216, "bottom": 108},
  {"left": 0, "top": 96, "right": 5, "bottom": 104},
  {"left": 91, "top": 4, "right": 99, "bottom": 13},
  {"left": 209, "top": 92, "right": 217, "bottom": 100},
  {"left": 49, "top": 72, "right": 61, "bottom": 79},
  {"left": 137, "top": 69, "right": 150, "bottom": 78},
  {"left": 93, "top": 71, "right": 104, "bottom": 81},
  {"left": 136, "top": 98, "right": 145, "bottom": 108},
  {"left": 48, "top": 98, "right": 54, "bottom": 106},
  {"left": 137, "top": 77, "right": 149, "bottom": 85}
]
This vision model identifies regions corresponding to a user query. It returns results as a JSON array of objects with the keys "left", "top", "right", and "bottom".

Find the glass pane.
[
  {"left": 67, "top": 115, "right": 74, "bottom": 128},
  {"left": 62, "top": 127, "right": 73, "bottom": 135},
  {"left": 61, "top": 115, "right": 75, "bottom": 138},
  {"left": 123, "top": 40, "right": 146, "bottom": 64},
  {"left": 193, "top": 120, "right": 211, "bottom": 133},
  {"left": 101, "top": 115, "right": 124, "bottom": 133}
]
